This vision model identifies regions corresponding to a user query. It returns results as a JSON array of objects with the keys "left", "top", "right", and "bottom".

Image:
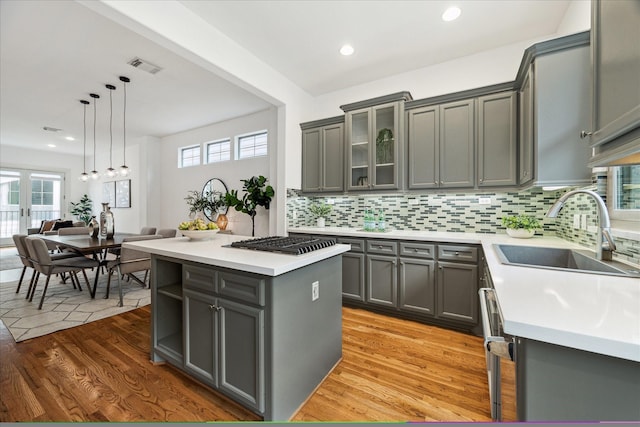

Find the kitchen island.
[{"left": 124, "top": 234, "right": 350, "bottom": 421}]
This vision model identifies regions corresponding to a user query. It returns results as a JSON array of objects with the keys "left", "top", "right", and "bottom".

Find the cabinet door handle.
[
  {"left": 209, "top": 304, "right": 216, "bottom": 310},
  {"left": 455, "top": 251, "right": 460, "bottom": 255},
  {"left": 580, "top": 130, "right": 592, "bottom": 139},
  {"left": 414, "top": 248, "right": 419, "bottom": 252}
]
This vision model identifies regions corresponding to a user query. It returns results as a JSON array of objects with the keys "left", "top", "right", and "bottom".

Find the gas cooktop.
[{"left": 229, "top": 236, "right": 336, "bottom": 255}]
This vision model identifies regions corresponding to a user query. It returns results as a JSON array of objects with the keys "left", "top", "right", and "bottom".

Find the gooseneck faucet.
[{"left": 546, "top": 189, "right": 616, "bottom": 261}]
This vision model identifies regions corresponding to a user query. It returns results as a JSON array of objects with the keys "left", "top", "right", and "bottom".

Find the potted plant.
[
  {"left": 376, "top": 128, "right": 394, "bottom": 164},
  {"left": 309, "top": 202, "right": 332, "bottom": 227},
  {"left": 184, "top": 190, "right": 216, "bottom": 219},
  {"left": 224, "top": 175, "right": 274, "bottom": 236},
  {"left": 501, "top": 214, "right": 541, "bottom": 238},
  {"left": 70, "top": 194, "right": 93, "bottom": 225}
]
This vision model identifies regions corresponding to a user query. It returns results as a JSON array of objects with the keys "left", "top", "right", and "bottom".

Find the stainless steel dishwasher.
[{"left": 479, "top": 261, "right": 516, "bottom": 421}]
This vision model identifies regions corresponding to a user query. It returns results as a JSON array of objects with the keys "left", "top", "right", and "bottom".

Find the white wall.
[
  {"left": 556, "top": 0, "right": 591, "bottom": 36},
  {"left": 158, "top": 108, "right": 276, "bottom": 237}
]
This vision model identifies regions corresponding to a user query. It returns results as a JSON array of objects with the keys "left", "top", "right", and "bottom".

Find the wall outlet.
[
  {"left": 327, "top": 199, "right": 335, "bottom": 205},
  {"left": 587, "top": 225, "right": 598, "bottom": 233},
  {"left": 292, "top": 211, "right": 297, "bottom": 220},
  {"left": 408, "top": 199, "right": 419, "bottom": 205},
  {"left": 478, "top": 197, "right": 491, "bottom": 205},
  {"left": 312, "top": 281, "right": 319, "bottom": 301},
  {"left": 581, "top": 214, "right": 587, "bottom": 230},
  {"left": 573, "top": 214, "right": 580, "bottom": 229}
]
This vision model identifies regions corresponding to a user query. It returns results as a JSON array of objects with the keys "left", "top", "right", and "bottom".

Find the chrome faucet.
[{"left": 546, "top": 189, "right": 616, "bottom": 261}]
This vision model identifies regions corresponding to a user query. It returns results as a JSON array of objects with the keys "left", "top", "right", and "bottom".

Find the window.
[
  {"left": 31, "top": 177, "right": 54, "bottom": 206},
  {"left": 206, "top": 139, "right": 231, "bottom": 163},
  {"left": 237, "top": 131, "right": 267, "bottom": 159},
  {"left": 180, "top": 145, "right": 200, "bottom": 168},
  {"left": 609, "top": 164, "right": 640, "bottom": 221}
]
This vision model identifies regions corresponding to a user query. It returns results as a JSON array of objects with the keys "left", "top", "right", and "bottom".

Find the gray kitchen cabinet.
[
  {"left": 587, "top": 0, "right": 640, "bottom": 167},
  {"left": 342, "top": 92, "right": 412, "bottom": 191},
  {"left": 338, "top": 237, "right": 365, "bottom": 302},
  {"left": 399, "top": 257, "right": 436, "bottom": 316},
  {"left": 183, "top": 287, "right": 265, "bottom": 413},
  {"left": 437, "top": 244, "right": 479, "bottom": 325},
  {"left": 300, "top": 117, "right": 344, "bottom": 193},
  {"left": 477, "top": 91, "right": 517, "bottom": 187},
  {"left": 515, "top": 32, "right": 593, "bottom": 187},
  {"left": 152, "top": 257, "right": 184, "bottom": 365},
  {"left": 366, "top": 254, "right": 397, "bottom": 308},
  {"left": 407, "top": 98, "right": 475, "bottom": 189},
  {"left": 518, "top": 68, "right": 534, "bottom": 185}
]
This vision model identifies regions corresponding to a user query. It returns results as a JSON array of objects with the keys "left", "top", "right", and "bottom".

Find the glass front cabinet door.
[{"left": 346, "top": 102, "right": 401, "bottom": 190}]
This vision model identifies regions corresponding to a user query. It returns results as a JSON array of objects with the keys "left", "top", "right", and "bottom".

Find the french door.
[{"left": 0, "top": 169, "right": 65, "bottom": 246}]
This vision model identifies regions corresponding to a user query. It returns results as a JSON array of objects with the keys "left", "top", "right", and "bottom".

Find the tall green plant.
[
  {"left": 70, "top": 194, "right": 93, "bottom": 225},
  {"left": 224, "top": 175, "right": 274, "bottom": 236}
]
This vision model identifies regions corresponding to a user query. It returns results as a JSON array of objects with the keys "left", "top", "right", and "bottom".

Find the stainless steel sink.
[{"left": 493, "top": 244, "right": 640, "bottom": 277}]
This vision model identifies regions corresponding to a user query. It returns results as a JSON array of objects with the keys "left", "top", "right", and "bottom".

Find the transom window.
[
  {"left": 179, "top": 145, "right": 200, "bottom": 168},
  {"left": 237, "top": 131, "right": 268, "bottom": 159},
  {"left": 206, "top": 139, "right": 231, "bottom": 163}
]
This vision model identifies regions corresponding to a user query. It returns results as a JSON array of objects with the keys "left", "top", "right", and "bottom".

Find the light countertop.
[
  {"left": 289, "top": 226, "right": 640, "bottom": 362},
  {"left": 124, "top": 233, "right": 350, "bottom": 277}
]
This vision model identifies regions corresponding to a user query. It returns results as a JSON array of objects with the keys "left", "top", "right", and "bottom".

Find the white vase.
[
  {"left": 316, "top": 217, "right": 326, "bottom": 228},
  {"left": 506, "top": 228, "right": 535, "bottom": 239}
]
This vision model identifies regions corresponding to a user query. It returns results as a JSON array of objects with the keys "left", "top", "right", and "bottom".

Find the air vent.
[
  {"left": 43, "top": 126, "right": 62, "bottom": 132},
  {"left": 127, "top": 57, "right": 162, "bottom": 75}
]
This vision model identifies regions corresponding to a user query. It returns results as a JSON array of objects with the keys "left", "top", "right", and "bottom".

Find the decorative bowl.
[
  {"left": 506, "top": 228, "right": 535, "bottom": 239},
  {"left": 180, "top": 229, "right": 219, "bottom": 241}
]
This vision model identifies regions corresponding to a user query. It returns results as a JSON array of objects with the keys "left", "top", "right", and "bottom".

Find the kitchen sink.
[{"left": 493, "top": 244, "right": 640, "bottom": 277}]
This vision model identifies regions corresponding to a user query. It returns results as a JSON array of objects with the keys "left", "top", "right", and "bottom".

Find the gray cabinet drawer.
[
  {"left": 438, "top": 245, "right": 478, "bottom": 263},
  {"left": 218, "top": 271, "right": 265, "bottom": 307},
  {"left": 366, "top": 240, "right": 398, "bottom": 256},
  {"left": 399, "top": 242, "right": 436, "bottom": 259},
  {"left": 183, "top": 264, "right": 217, "bottom": 294},
  {"left": 338, "top": 237, "right": 365, "bottom": 253}
]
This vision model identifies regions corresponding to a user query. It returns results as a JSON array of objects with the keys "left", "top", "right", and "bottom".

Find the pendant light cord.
[
  {"left": 123, "top": 80, "right": 126, "bottom": 165},
  {"left": 93, "top": 98, "right": 97, "bottom": 171},
  {"left": 109, "top": 88, "right": 113, "bottom": 168},
  {"left": 83, "top": 102, "right": 87, "bottom": 172}
]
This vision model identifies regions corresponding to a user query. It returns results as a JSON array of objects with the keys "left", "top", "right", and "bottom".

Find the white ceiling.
[{"left": 0, "top": 0, "right": 573, "bottom": 155}]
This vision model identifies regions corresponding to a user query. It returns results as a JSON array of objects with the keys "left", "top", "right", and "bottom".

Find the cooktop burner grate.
[{"left": 229, "top": 236, "right": 336, "bottom": 255}]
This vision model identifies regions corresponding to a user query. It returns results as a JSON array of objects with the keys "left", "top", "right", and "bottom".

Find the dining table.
[{"left": 40, "top": 233, "right": 137, "bottom": 298}]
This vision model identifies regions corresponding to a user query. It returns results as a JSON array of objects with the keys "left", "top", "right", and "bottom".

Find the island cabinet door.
[
  {"left": 217, "top": 298, "right": 265, "bottom": 414},
  {"left": 342, "top": 252, "right": 365, "bottom": 302},
  {"left": 183, "top": 289, "right": 218, "bottom": 387}
]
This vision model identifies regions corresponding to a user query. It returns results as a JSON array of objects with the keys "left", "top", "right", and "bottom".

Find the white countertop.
[
  {"left": 124, "top": 233, "right": 350, "bottom": 277},
  {"left": 290, "top": 226, "right": 640, "bottom": 362}
]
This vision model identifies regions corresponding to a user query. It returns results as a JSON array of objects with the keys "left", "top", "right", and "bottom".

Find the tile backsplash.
[{"left": 286, "top": 186, "right": 639, "bottom": 266}]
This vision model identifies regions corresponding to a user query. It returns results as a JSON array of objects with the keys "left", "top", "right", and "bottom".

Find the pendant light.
[
  {"left": 119, "top": 76, "right": 130, "bottom": 176},
  {"left": 105, "top": 83, "right": 117, "bottom": 178},
  {"left": 90, "top": 93, "right": 100, "bottom": 180},
  {"left": 79, "top": 99, "right": 90, "bottom": 182}
]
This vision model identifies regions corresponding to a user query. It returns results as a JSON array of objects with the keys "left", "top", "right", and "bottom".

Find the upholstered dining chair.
[
  {"left": 140, "top": 227, "right": 157, "bottom": 235},
  {"left": 104, "top": 235, "right": 163, "bottom": 306},
  {"left": 156, "top": 228, "right": 177, "bottom": 238},
  {"left": 25, "top": 236, "right": 100, "bottom": 310}
]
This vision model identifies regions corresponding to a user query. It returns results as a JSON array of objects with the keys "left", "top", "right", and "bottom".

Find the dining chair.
[
  {"left": 140, "top": 227, "right": 157, "bottom": 235},
  {"left": 156, "top": 228, "right": 177, "bottom": 238},
  {"left": 104, "top": 235, "right": 163, "bottom": 306},
  {"left": 25, "top": 236, "right": 101, "bottom": 310},
  {"left": 12, "top": 234, "right": 36, "bottom": 295}
]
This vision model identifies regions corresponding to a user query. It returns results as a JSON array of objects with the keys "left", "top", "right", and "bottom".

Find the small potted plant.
[
  {"left": 501, "top": 214, "right": 541, "bottom": 238},
  {"left": 185, "top": 190, "right": 216, "bottom": 219},
  {"left": 224, "top": 175, "right": 274, "bottom": 237},
  {"left": 70, "top": 194, "right": 93, "bottom": 225},
  {"left": 309, "top": 202, "right": 332, "bottom": 228}
]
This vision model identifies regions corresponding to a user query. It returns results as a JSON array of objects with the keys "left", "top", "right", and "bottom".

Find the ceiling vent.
[
  {"left": 43, "top": 126, "right": 62, "bottom": 132},
  {"left": 127, "top": 57, "right": 162, "bottom": 75}
]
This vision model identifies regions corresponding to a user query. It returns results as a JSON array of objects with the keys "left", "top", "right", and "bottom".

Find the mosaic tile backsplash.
[{"left": 286, "top": 187, "right": 639, "bottom": 266}]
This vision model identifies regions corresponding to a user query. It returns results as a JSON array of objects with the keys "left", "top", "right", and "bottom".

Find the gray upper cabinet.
[
  {"left": 477, "top": 91, "right": 517, "bottom": 187},
  {"left": 407, "top": 99, "right": 475, "bottom": 189},
  {"left": 342, "top": 92, "right": 412, "bottom": 191},
  {"left": 587, "top": 0, "right": 640, "bottom": 166},
  {"left": 515, "top": 32, "right": 593, "bottom": 187},
  {"left": 301, "top": 117, "right": 344, "bottom": 193}
]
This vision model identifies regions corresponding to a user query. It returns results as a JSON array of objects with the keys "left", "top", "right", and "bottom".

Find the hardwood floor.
[{"left": 1, "top": 306, "right": 494, "bottom": 422}]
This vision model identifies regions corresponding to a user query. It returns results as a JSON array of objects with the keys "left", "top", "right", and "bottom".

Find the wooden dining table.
[{"left": 40, "top": 233, "right": 137, "bottom": 298}]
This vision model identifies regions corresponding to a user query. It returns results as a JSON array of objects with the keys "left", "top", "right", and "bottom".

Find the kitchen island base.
[{"left": 150, "top": 254, "right": 343, "bottom": 421}]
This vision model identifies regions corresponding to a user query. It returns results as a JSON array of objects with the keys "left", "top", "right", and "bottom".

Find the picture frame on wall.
[
  {"left": 102, "top": 181, "right": 116, "bottom": 207},
  {"left": 116, "top": 179, "right": 131, "bottom": 208}
]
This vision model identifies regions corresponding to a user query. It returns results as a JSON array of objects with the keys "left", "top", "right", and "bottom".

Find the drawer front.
[
  {"left": 338, "top": 237, "right": 365, "bottom": 253},
  {"left": 183, "top": 264, "right": 218, "bottom": 294},
  {"left": 367, "top": 240, "right": 398, "bottom": 256},
  {"left": 218, "top": 271, "right": 265, "bottom": 306},
  {"left": 438, "top": 245, "right": 478, "bottom": 263},
  {"left": 399, "top": 242, "right": 436, "bottom": 259}
]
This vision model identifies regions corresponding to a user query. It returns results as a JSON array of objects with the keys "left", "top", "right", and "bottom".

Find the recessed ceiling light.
[
  {"left": 340, "top": 44, "right": 354, "bottom": 56},
  {"left": 442, "top": 6, "right": 461, "bottom": 22},
  {"left": 65, "top": 136, "right": 75, "bottom": 141},
  {"left": 47, "top": 144, "right": 56, "bottom": 148}
]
